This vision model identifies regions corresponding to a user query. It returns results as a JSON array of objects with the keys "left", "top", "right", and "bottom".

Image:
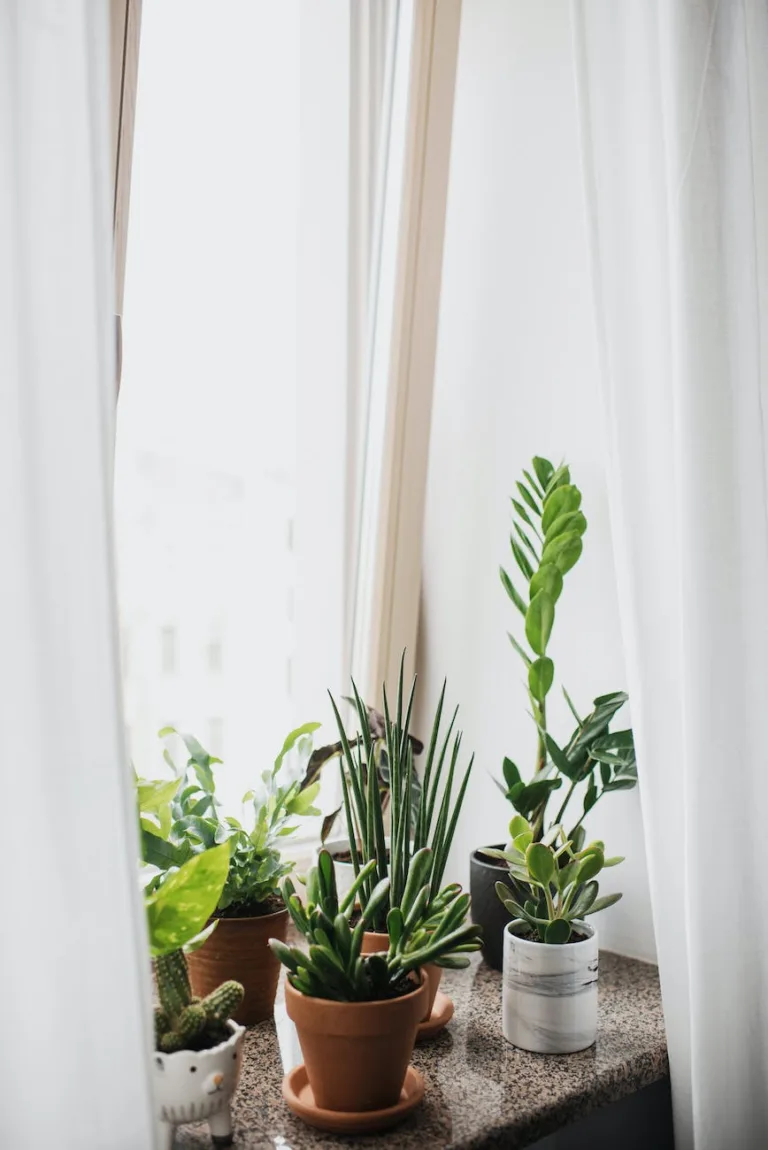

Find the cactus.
[{"left": 154, "top": 949, "right": 244, "bottom": 1053}]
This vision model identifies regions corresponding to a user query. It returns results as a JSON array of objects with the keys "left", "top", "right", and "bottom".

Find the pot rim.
[
  {"left": 207, "top": 904, "right": 289, "bottom": 926},
  {"left": 154, "top": 1018, "right": 245, "bottom": 1063},
  {"left": 471, "top": 843, "right": 507, "bottom": 868},
  {"left": 284, "top": 967, "right": 426, "bottom": 1012},
  {"left": 504, "top": 918, "right": 596, "bottom": 949}
]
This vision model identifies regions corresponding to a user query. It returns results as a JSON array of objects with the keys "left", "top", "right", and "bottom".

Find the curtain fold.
[
  {"left": 572, "top": 1, "right": 768, "bottom": 1147},
  {"left": 0, "top": 3, "right": 154, "bottom": 1146}
]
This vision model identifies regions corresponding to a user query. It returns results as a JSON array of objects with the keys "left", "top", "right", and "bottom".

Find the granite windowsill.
[{"left": 176, "top": 950, "right": 668, "bottom": 1149}]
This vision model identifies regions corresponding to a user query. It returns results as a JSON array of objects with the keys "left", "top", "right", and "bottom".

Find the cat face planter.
[
  {"left": 502, "top": 921, "right": 598, "bottom": 1054},
  {"left": 153, "top": 1021, "right": 245, "bottom": 1149}
]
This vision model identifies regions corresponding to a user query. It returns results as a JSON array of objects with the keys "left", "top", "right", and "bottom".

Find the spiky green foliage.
[
  {"left": 328, "top": 656, "right": 474, "bottom": 931},
  {"left": 485, "top": 815, "right": 623, "bottom": 944},
  {"left": 499, "top": 456, "right": 636, "bottom": 842},
  {"left": 154, "top": 950, "right": 244, "bottom": 1054},
  {"left": 270, "top": 848, "right": 483, "bottom": 1002}
]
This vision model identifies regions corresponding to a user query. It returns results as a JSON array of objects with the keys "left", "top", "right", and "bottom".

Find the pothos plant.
[
  {"left": 139, "top": 723, "right": 321, "bottom": 915},
  {"left": 498, "top": 455, "right": 637, "bottom": 848}
]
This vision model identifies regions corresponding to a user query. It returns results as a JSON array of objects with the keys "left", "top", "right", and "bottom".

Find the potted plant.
[
  {"left": 146, "top": 842, "right": 246, "bottom": 1149},
  {"left": 327, "top": 658, "right": 476, "bottom": 1029},
  {"left": 486, "top": 816, "right": 621, "bottom": 1053},
  {"left": 140, "top": 723, "right": 321, "bottom": 1024},
  {"left": 471, "top": 455, "right": 637, "bottom": 968},
  {"left": 269, "top": 847, "right": 481, "bottom": 1132},
  {"left": 298, "top": 702, "right": 424, "bottom": 901}
]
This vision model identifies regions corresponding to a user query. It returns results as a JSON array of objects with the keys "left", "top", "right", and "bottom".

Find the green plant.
[
  {"left": 486, "top": 815, "right": 623, "bottom": 944},
  {"left": 269, "top": 847, "right": 483, "bottom": 1002},
  {"left": 138, "top": 724, "right": 321, "bottom": 913},
  {"left": 328, "top": 656, "right": 475, "bottom": 931},
  {"left": 145, "top": 843, "right": 244, "bottom": 1052},
  {"left": 499, "top": 455, "right": 637, "bottom": 841},
  {"left": 298, "top": 703, "right": 424, "bottom": 843}
]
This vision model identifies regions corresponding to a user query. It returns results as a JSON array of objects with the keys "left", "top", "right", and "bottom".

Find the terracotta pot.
[
  {"left": 361, "top": 931, "right": 441, "bottom": 1022},
  {"left": 285, "top": 972, "right": 428, "bottom": 1112},
  {"left": 187, "top": 907, "right": 288, "bottom": 1027}
]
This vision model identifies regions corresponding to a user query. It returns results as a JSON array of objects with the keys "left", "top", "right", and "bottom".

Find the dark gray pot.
[{"left": 470, "top": 844, "right": 516, "bottom": 971}]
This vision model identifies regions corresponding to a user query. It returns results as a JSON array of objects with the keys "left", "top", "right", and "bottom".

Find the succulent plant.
[
  {"left": 269, "top": 847, "right": 483, "bottom": 1002},
  {"left": 328, "top": 655, "right": 475, "bottom": 931},
  {"left": 154, "top": 950, "right": 243, "bottom": 1053},
  {"left": 144, "top": 842, "right": 244, "bottom": 1052},
  {"left": 485, "top": 815, "right": 623, "bottom": 945},
  {"left": 499, "top": 455, "right": 637, "bottom": 841}
]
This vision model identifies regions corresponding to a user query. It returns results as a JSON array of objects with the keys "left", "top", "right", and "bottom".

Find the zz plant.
[
  {"left": 499, "top": 455, "right": 637, "bottom": 844},
  {"left": 146, "top": 843, "right": 244, "bottom": 1052},
  {"left": 269, "top": 847, "right": 483, "bottom": 1002},
  {"left": 486, "top": 816, "right": 622, "bottom": 945},
  {"left": 328, "top": 656, "right": 475, "bottom": 931}
]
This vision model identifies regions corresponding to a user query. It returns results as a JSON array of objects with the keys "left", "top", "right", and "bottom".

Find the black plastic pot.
[{"left": 470, "top": 844, "right": 515, "bottom": 971}]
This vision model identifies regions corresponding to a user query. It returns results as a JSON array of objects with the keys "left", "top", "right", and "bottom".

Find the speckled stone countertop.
[{"left": 176, "top": 950, "right": 667, "bottom": 1149}]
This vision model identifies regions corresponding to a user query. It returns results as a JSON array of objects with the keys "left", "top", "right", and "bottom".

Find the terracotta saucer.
[
  {"left": 416, "top": 990, "right": 454, "bottom": 1040},
  {"left": 282, "top": 1063, "right": 424, "bottom": 1135}
]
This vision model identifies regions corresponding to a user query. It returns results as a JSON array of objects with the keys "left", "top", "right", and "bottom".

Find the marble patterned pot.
[
  {"left": 470, "top": 845, "right": 514, "bottom": 970},
  {"left": 153, "top": 1020, "right": 245, "bottom": 1149},
  {"left": 502, "top": 920, "right": 598, "bottom": 1053}
]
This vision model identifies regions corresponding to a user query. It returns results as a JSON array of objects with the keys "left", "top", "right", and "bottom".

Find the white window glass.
[{"left": 114, "top": 1, "right": 300, "bottom": 810}]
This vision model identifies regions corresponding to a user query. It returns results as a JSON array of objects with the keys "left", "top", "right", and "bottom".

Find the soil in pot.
[
  {"left": 187, "top": 900, "right": 288, "bottom": 1027},
  {"left": 285, "top": 971, "right": 428, "bottom": 1112},
  {"left": 360, "top": 931, "right": 443, "bottom": 1025}
]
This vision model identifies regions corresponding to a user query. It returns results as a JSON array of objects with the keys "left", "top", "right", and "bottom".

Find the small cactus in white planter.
[{"left": 145, "top": 843, "right": 245, "bottom": 1148}]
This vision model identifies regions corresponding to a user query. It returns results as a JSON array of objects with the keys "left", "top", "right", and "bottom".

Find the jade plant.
[
  {"left": 139, "top": 724, "right": 321, "bottom": 914},
  {"left": 498, "top": 455, "right": 637, "bottom": 844},
  {"left": 269, "top": 847, "right": 483, "bottom": 1002},
  {"left": 146, "top": 843, "right": 244, "bottom": 1052},
  {"left": 486, "top": 815, "right": 622, "bottom": 944}
]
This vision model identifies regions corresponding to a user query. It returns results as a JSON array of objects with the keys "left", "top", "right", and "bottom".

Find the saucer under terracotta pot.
[
  {"left": 284, "top": 971, "right": 428, "bottom": 1113},
  {"left": 187, "top": 906, "right": 288, "bottom": 1026},
  {"left": 361, "top": 930, "right": 447, "bottom": 1032}
]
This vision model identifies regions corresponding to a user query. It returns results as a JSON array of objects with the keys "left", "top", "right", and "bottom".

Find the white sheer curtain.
[
  {"left": 573, "top": 2, "right": 768, "bottom": 1147},
  {"left": 0, "top": 3, "right": 154, "bottom": 1146}
]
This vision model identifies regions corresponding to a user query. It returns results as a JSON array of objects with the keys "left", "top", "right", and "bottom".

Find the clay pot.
[
  {"left": 187, "top": 907, "right": 288, "bottom": 1027},
  {"left": 361, "top": 931, "right": 441, "bottom": 1022},
  {"left": 285, "top": 972, "right": 428, "bottom": 1112}
]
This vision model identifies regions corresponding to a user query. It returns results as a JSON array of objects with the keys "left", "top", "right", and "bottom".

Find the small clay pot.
[
  {"left": 361, "top": 931, "right": 441, "bottom": 1022},
  {"left": 285, "top": 972, "right": 428, "bottom": 1112},
  {"left": 187, "top": 906, "right": 288, "bottom": 1027}
]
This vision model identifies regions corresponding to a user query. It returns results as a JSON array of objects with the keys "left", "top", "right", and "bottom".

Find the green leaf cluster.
[
  {"left": 328, "top": 654, "right": 475, "bottom": 931},
  {"left": 498, "top": 456, "right": 637, "bottom": 840},
  {"left": 269, "top": 847, "right": 483, "bottom": 1002},
  {"left": 138, "top": 723, "right": 322, "bottom": 914},
  {"left": 485, "top": 817, "right": 623, "bottom": 945}
]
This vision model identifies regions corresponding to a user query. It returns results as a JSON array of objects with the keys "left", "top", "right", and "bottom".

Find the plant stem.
[{"left": 553, "top": 778, "right": 578, "bottom": 828}]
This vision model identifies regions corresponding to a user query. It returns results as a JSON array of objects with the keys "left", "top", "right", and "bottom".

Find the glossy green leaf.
[
  {"left": 543, "top": 465, "right": 571, "bottom": 498},
  {"left": 584, "top": 892, "right": 623, "bottom": 915},
  {"left": 508, "top": 814, "right": 531, "bottom": 840},
  {"left": 528, "top": 656, "right": 554, "bottom": 701},
  {"left": 516, "top": 480, "right": 541, "bottom": 517},
  {"left": 507, "top": 632, "right": 532, "bottom": 667},
  {"left": 541, "top": 531, "right": 583, "bottom": 575},
  {"left": 544, "top": 510, "right": 587, "bottom": 543},
  {"left": 523, "top": 469, "right": 544, "bottom": 499},
  {"left": 529, "top": 563, "right": 564, "bottom": 604},
  {"left": 532, "top": 456, "right": 555, "bottom": 490},
  {"left": 145, "top": 843, "right": 229, "bottom": 956},
  {"left": 526, "top": 842, "right": 555, "bottom": 885},
  {"left": 576, "top": 848, "right": 604, "bottom": 884},
  {"left": 525, "top": 591, "right": 555, "bottom": 656},
  {"left": 510, "top": 538, "right": 534, "bottom": 582},
  {"left": 541, "top": 485, "right": 582, "bottom": 533},
  {"left": 273, "top": 721, "right": 322, "bottom": 776},
  {"left": 500, "top": 567, "right": 527, "bottom": 615},
  {"left": 544, "top": 918, "right": 571, "bottom": 945},
  {"left": 511, "top": 498, "right": 540, "bottom": 538},
  {"left": 503, "top": 758, "right": 521, "bottom": 791}
]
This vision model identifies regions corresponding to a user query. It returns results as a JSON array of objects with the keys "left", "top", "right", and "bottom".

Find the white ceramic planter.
[
  {"left": 502, "top": 920, "right": 598, "bottom": 1053},
  {"left": 153, "top": 1021, "right": 245, "bottom": 1149}
]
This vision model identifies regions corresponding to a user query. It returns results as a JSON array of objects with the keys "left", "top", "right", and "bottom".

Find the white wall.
[{"left": 417, "top": 0, "right": 656, "bottom": 961}]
